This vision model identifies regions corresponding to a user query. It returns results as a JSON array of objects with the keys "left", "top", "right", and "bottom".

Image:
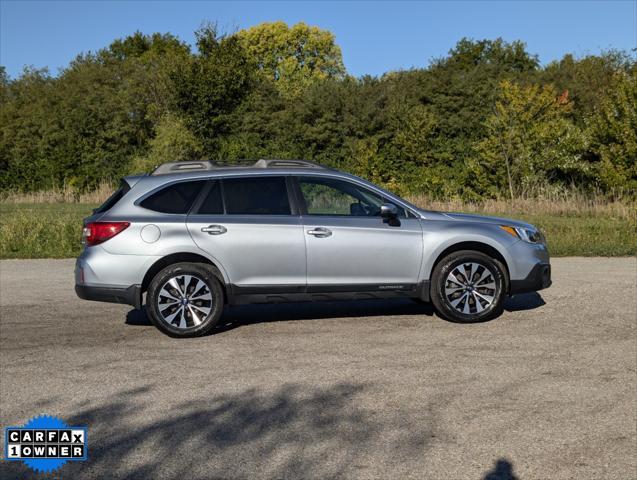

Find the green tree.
[
  {"left": 587, "top": 72, "right": 637, "bottom": 193},
  {"left": 409, "top": 38, "right": 542, "bottom": 196},
  {"left": 0, "top": 68, "right": 58, "bottom": 190},
  {"left": 131, "top": 113, "right": 203, "bottom": 173},
  {"left": 475, "top": 80, "right": 587, "bottom": 198},
  {"left": 1, "top": 51, "right": 156, "bottom": 190},
  {"left": 235, "top": 21, "right": 345, "bottom": 98},
  {"left": 541, "top": 51, "right": 634, "bottom": 125},
  {"left": 0, "top": 66, "right": 8, "bottom": 102},
  {"left": 173, "top": 23, "right": 255, "bottom": 156},
  {"left": 100, "top": 32, "right": 192, "bottom": 122},
  {"left": 441, "top": 37, "right": 539, "bottom": 72},
  {"left": 1, "top": 25, "right": 635, "bottom": 200}
]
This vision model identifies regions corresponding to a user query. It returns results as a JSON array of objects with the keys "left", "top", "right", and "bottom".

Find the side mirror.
[{"left": 380, "top": 203, "right": 399, "bottom": 219}]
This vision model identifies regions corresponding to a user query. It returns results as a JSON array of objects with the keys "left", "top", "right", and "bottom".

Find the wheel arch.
[
  {"left": 141, "top": 252, "right": 228, "bottom": 297},
  {"left": 428, "top": 241, "right": 511, "bottom": 292}
]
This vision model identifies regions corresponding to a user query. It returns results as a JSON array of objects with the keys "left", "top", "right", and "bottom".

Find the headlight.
[{"left": 500, "top": 225, "right": 544, "bottom": 244}]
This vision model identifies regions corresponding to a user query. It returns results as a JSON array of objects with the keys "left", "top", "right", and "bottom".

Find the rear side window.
[
  {"left": 140, "top": 180, "right": 204, "bottom": 214},
  {"left": 223, "top": 177, "right": 291, "bottom": 215},
  {"left": 94, "top": 180, "right": 130, "bottom": 214}
]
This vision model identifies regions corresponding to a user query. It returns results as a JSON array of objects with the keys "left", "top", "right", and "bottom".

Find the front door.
[
  {"left": 187, "top": 176, "right": 306, "bottom": 290},
  {"left": 295, "top": 175, "right": 423, "bottom": 291}
]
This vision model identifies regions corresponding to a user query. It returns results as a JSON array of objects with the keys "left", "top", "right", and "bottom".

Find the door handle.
[
  {"left": 201, "top": 225, "right": 227, "bottom": 235},
  {"left": 307, "top": 227, "right": 332, "bottom": 238}
]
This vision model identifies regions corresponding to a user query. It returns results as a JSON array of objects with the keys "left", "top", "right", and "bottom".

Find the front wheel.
[
  {"left": 430, "top": 250, "right": 507, "bottom": 323},
  {"left": 146, "top": 262, "right": 224, "bottom": 337}
]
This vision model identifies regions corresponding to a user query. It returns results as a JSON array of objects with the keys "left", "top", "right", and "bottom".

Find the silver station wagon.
[{"left": 75, "top": 159, "right": 551, "bottom": 337}]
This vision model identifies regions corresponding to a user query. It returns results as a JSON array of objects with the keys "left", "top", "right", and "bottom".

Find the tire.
[
  {"left": 146, "top": 262, "right": 224, "bottom": 337},
  {"left": 430, "top": 250, "right": 507, "bottom": 323}
]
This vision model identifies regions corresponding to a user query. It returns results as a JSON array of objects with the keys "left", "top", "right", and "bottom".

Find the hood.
[{"left": 432, "top": 211, "right": 534, "bottom": 229}]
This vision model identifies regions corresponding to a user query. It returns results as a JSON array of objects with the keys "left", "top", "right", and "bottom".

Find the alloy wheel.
[
  {"left": 444, "top": 262, "right": 498, "bottom": 315},
  {"left": 157, "top": 274, "right": 214, "bottom": 329}
]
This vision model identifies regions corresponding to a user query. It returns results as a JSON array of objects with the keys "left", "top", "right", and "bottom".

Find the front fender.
[{"left": 419, "top": 221, "right": 519, "bottom": 281}]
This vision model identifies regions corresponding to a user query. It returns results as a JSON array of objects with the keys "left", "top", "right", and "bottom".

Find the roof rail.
[
  {"left": 253, "top": 159, "right": 324, "bottom": 169},
  {"left": 151, "top": 159, "right": 325, "bottom": 175},
  {"left": 151, "top": 161, "right": 217, "bottom": 176}
]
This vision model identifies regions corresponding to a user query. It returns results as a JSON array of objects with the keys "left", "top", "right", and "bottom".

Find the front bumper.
[
  {"left": 510, "top": 263, "right": 551, "bottom": 295},
  {"left": 75, "top": 284, "right": 141, "bottom": 309}
]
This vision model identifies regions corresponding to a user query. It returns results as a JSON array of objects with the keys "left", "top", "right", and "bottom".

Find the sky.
[{"left": 1, "top": 0, "right": 636, "bottom": 79}]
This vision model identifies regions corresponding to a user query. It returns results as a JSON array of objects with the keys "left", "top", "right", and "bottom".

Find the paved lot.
[{"left": 0, "top": 257, "right": 635, "bottom": 479}]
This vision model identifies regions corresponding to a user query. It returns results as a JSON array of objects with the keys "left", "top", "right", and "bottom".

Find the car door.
[
  {"left": 295, "top": 175, "right": 423, "bottom": 291},
  {"left": 187, "top": 176, "right": 306, "bottom": 291}
]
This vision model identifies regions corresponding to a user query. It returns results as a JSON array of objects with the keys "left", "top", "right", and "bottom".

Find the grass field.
[
  {"left": 0, "top": 203, "right": 98, "bottom": 259},
  {"left": 1, "top": 199, "right": 635, "bottom": 259}
]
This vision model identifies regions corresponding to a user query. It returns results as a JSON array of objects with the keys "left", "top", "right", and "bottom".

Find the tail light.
[{"left": 82, "top": 222, "right": 130, "bottom": 246}]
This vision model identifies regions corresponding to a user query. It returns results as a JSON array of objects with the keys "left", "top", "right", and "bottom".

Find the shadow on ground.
[
  {"left": 126, "top": 298, "right": 436, "bottom": 331},
  {"left": 126, "top": 293, "right": 544, "bottom": 333},
  {"left": 1, "top": 383, "right": 435, "bottom": 479},
  {"left": 504, "top": 292, "right": 545, "bottom": 312},
  {"left": 483, "top": 458, "right": 519, "bottom": 480}
]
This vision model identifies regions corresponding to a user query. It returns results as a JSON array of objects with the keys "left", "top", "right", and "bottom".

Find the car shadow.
[
  {"left": 125, "top": 293, "right": 544, "bottom": 334},
  {"left": 225, "top": 298, "right": 434, "bottom": 322},
  {"left": 125, "top": 307, "right": 153, "bottom": 326},
  {"left": 504, "top": 292, "right": 546, "bottom": 312},
  {"left": 126, "top": 298, "right": 435, "bottom": 330}
]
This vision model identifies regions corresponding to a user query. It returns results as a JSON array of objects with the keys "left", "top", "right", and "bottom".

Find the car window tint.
[
  {"left": 140, "top": 181, "right": 204, "bottom": 214},
  {"left": 298, "top": 177, "right": 405, "bottom": 217},
  {"left": 223, "top": 177, "right": 291, "bottom": 215},
  {"left": 197, "top": 181, "right": 224, "bottom": 215},
  {"left": 94, "top": 180, "right": 130, "bottom": 214}
]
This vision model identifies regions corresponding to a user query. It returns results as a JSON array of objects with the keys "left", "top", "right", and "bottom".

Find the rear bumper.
[
  {"left": 510, "top": 263, "right": 551, "bottom": 295},
  {"left": 75, "top": 284, "right": 141, "bottom": 309}
]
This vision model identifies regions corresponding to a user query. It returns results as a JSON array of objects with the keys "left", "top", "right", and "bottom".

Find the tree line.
[{"left": 1, "top": 22, "right": 635, "bottom": 199}]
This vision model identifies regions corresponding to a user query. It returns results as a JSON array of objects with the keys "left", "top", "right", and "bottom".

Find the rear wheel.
[
  {"left": 146, "top": 262, "right": 224, "bottom": 337},
  {"left": 431, "top": 250, "right": 506, "bottom": 323}
]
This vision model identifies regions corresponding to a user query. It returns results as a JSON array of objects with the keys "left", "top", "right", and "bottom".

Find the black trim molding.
[
  {"left": 75, "top": 284, "right": 141, "bottom": 309},
  {"left": 228, "top": 283, "right": 421, "bottom": 305},
  {"left": 510, "top": 263, "right": 551, "bottom": 295},
  {"left": 307, "top": 283, "right": 417, "bottom": 293},
  {"left": 232, "top": 283, "right": 417, "bottom": 295}
]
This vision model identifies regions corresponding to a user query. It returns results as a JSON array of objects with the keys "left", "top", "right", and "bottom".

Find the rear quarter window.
[
  {"left": 140, "top": 180, "right": 205, "bottom": 214},
  {"left": 94, "top": 181, "right": 130, "bottom": 214}
]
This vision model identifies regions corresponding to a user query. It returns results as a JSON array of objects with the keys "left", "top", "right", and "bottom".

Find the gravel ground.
[{"left": 0, "top": 257, "right": 635, "bottom": 479}]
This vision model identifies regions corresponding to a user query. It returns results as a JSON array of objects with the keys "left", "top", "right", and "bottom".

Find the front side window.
[
  {"left": 298, "top": 176, "right": 405, "bottom": 217},
  {"left": 140, "top": 180, "right": 205, "bottom": 214},
  {"left": 223, "top": 177, "right": 291, "bottom": 215}
]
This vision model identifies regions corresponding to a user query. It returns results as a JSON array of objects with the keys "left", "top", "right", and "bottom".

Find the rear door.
[
  {"left": 295, "top": 175, "right": 423, "bottom": 290},
  {"left": 187, "top": 176, "right": 306, "bottom": 291}
]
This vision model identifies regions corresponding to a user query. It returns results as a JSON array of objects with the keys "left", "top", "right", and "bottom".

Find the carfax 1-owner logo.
[{"left": 4, "top": 414, "right": 88, "bottom": 474}]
